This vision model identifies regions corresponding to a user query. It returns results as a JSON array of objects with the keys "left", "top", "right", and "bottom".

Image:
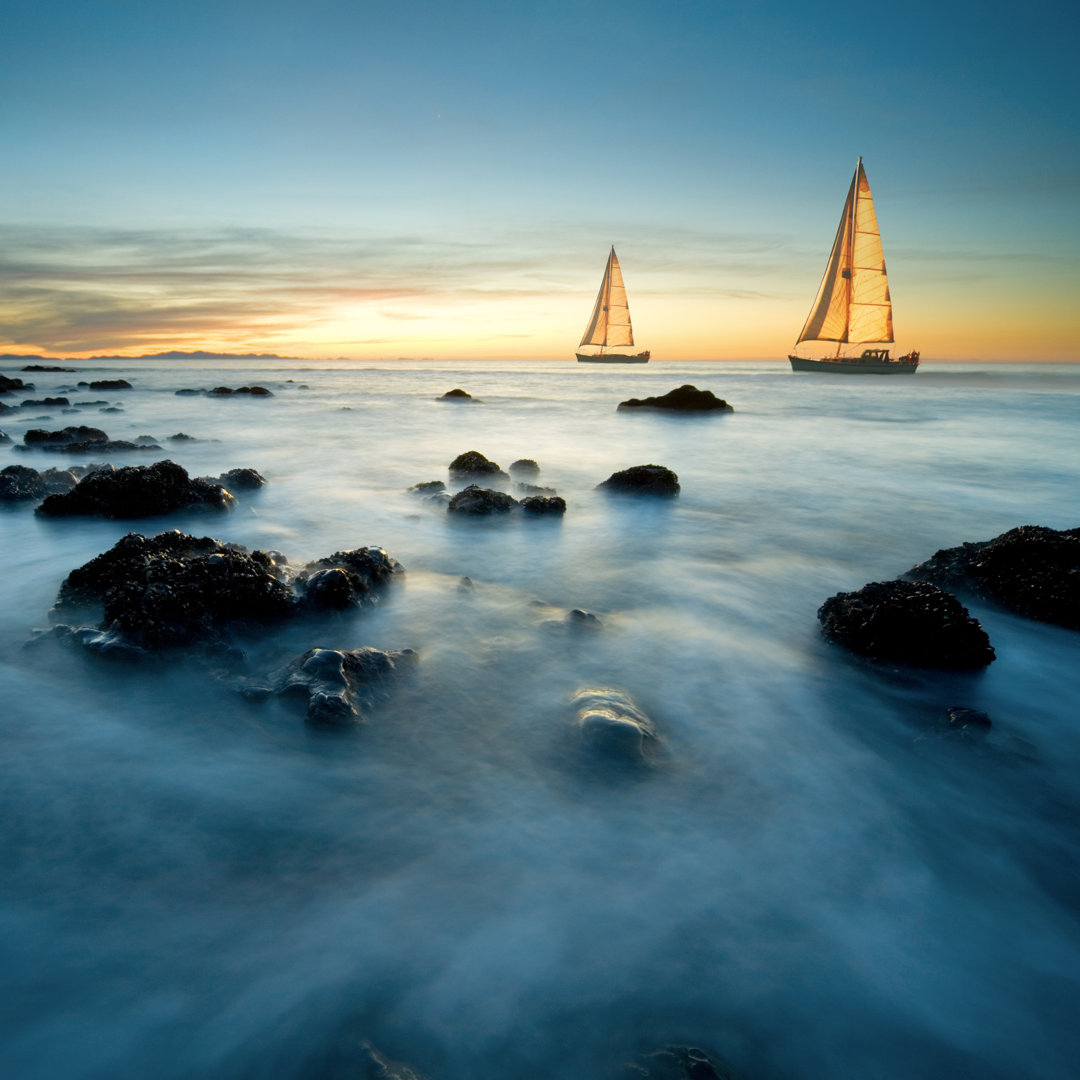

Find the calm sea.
[{"left": 2, "top": 359, "right": 1079, "bottom": 1079}]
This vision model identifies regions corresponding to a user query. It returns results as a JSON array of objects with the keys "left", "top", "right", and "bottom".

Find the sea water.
[{"left": 1, "top": 359, "right": 1078, "bottom": 1079}]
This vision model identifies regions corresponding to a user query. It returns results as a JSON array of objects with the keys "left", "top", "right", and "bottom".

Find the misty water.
[{"left": 2, "top": 359, "right": 1079, "bottom": 1080}]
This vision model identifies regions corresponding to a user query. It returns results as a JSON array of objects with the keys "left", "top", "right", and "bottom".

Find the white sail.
[
  {"left": 579, "top": 246, "right": 635, "bottom": 349},
  {"left": 796, "top": 159, "right": 893, "bottom": 347}
]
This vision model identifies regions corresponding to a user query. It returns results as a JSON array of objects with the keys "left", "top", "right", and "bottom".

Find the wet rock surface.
[
  {"left": 296, "top": 547, "right": 404, "bottom": 610},
  {"left": 573, "top": 687, "right": 658, "bottom": 761},
  {"left": 19, "top": 425, "right": 162, "bottom": 454},
  {"left": 0, "top": 464, "right": 84, "bottom": 501},
  {"left": 447, "top": 484, "right": 518, "bottom": 514},
  {"left": 520, "top": 494, "right": 566, "bottom": 515},
  {"left": 37, "top": 459, "right": 235, "bottom": 518},
  {"left": 597, "top": 464, "right": 680, "bottom": 496},
  {"left": 907, "top": 524, "right": 1080, "bottom": 630},
  {"left": 448, "top": 450, "right": 508, "bottom": 481},
  {"left": 618, "top": 384, "right": 734, "bottom": 412},
  {"left": 616, "top": 1044, "right": 742, "bottom": 1080},
  {"left": 216, "top": 467, "right": 267, "bottom": 491},
  {"left": 260, "top": 645, "right": 415, "bottom": 724},
  {"left": 818, "top": 579, "right": 996, "bottom": 669}
]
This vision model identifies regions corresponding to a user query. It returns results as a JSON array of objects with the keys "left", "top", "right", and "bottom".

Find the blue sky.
[{"left": 2, "top": 0, "right": 1077, "bottom": 359}]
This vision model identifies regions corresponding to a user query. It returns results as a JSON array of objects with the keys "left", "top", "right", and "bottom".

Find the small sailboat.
[
  {"left": 789, "top": 158, "right": 919, "bottom": 374},
  {"left": 576, "top": 246, "right": 650, "bottom": 363}
]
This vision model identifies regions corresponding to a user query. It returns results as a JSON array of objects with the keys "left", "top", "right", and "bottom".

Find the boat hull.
[
  {"left": 576, "top": 352, "right": 649, "bottom": 364},
  {"left": 789, "top": 355, "right": 918, "bottom": 374}
]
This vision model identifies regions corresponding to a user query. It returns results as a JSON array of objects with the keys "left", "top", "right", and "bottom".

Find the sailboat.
[
  {"left": 576, "top": 246, "right": 650, "bottom": 363},
  {"left": 789, "top": 158, "right": 919, "bottom": 374}
]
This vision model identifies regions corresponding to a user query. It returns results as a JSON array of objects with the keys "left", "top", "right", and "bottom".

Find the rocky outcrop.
[
  {"left": 907, "top": 524, "right": 1080, "bottom": 630},
  {"left": 217, "top": 467, "right": 266, "bottom": 491},
  {"left": 509, "top": 458, "right": 540, "bottom": 477},
  {"left": 597, "top": 464, "right": 680, "bottom": 496},
  {"left": 37, "top": 460, "right": 234, "bottom": 518},
  {"left": 0, "top": 429, "right": 11, "bottom": 443},
  {"left": 258, "top": 646, "right": 415, "bottom": 724},
  {"left": 0, "top": 464, "right": 84, "bottom": 502},
  {"left": 618, "top": 384, "right": 734, "bottom": 412},
  {"left": 818, "top": 579, "right": 995, "bottom": 669},
  {"left": 448, "top": 450, "right": 508, "bottom": 481},
  {"left": 438, "top": 388, "right": 472, "bottom": 400},
  {"left": 207, "top": 385, "right": 273, "bottom": 396},
  {"left": 447, "top": 485, "right": 518, "bottom": 514},
  {"left": 87, "top": 379, "right": 132, "bottom": 390},
  {"left": 408, "top": 480, "right": 446, "bottom": 495},
  {"left": 19, "top": 426, "right": 161, "bottom": 454},
  {"left": 19, "top": 397, "right": 70, "bottom": 408},
  {"left": 0, "top": 374, "right": 30, "bottom": 393}
]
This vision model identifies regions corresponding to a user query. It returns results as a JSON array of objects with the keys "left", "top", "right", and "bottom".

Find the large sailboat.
[
  {"left": 789, "top": 158, "right": 919, "bottom": 374},
  {"left": 576, "top": 246, "right": 650, "bottom": 363}
]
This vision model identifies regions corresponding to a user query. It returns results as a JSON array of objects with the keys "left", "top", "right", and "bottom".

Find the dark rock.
[
  {"left": 939, "top": 705, "right": 993, "bottom": 743},
  {"left": 618, "top": 384, "right": 734, "bottom": 412},
  {"left": 175, "top": 388, "right": 203, "bottom": 396},
  {"left": 597, "top": 464, "right": 680, "bottom": 496},
  {"left": 0, "top": 465, "right": 47, "bottom": 501},
  {"left": 235, "top": 385, "right": 273, "bottom": 396},
  {"left": 297, "top": 547, "right": 403, "bottom": 610},
  {"left": 51, "top": 531, "right": 297, "bottom": 649},
  {"left": 73, "top": 400, "right": 109, "bottom": 407},
  {"left": 267, "top": 646, "right": 415, "bottom": 724},
  {"left": 573, "top": 687, "right": 658, "bottom": 761},
  {"left": 521, "top": 494, "right": 566, "bottom": 515},
  {"left": 517, "top": 482, "right": 556, "bottom": 495},
  {"left": 20, "top": 397, "right": 70, "bottom": 408},
  {"left": 167, "top": 432, "right": 196, "bottom": 441},
  {"left": 0, "top": 429, "right": 11, "bottom": 444},
  {"left": 209, "top": 386, "right": 234, "bottom": 395},
  {"left": 818, "top": 579, "right": 995, "bottom": 669},
  {"left": 566, "top": 608, "right": 601, "bottom": 628},
  {"left": 509, "top": 458, "right": 540, "bottom": 477},
  {"left": 22, "top": 364, "right": 74, "bottom": 372},
  {"left": 408, "top": 480, "right": 446, "bottom": 495},
  {"left": 907, "top": 524, "right": 1080, "bottom": 630},
  {"left": 447, "top": 484, "right": 518, "bottom": 514},
  {"left": 0, "top": 375, "right": 30, "bottom": 394},
  {"left": 448, "top": 450, "right": 508, "bottom": 480},
  {"left": 217, "top": 467, "right": 266, "bottom": 491},
  {"left": 88, "top": 379, "right": 132, "bottom": 390},
  {"left": 23, "top": 425, "right": 107, "bottom": 447},
  {"left": 617, "top": 1044, "right": 742, "bottom": 1080},
  {"left": 439, "top": 388, "right": 472, "bottom": 399},
  {"left": 37, "top": 459, "right": 235, "bottom": 518}
]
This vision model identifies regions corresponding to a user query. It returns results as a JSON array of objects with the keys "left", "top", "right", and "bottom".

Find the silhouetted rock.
[
  {"left": 1, "top": 465, "right": 47, "bottom": 501},
  {"left": 50, "top": 531, "right": 296, "bottom": 649},
  {"left": 22, "top": 364, "right": 74, "bottom": 372},
  {"left": 20, "top": 397, "right": 70, "bottom": 408},
  {"left": 521, "top": 494, "right": 566, "bottom": 515},
  {"left": 206, "top": 385, "right": 273, "bottom": 397},
  {"left": 37, "top": 460, "right": 235, "bottom": 518},
  {"left": 448, "top": 450, "right": 508, "bottom": 480},
  {"left": 0, "top": 375, "right": 30, "bottom": 394},
  {"left": 818, "top": 579, "right": 995, "bottom": 669},
  {"left": 618, "top": 384, "right": 734, "bottom": 412},
  {"left": 597, "top": 464, "right": 680, "bottom": 496},
  {"left": 263, "top": 646, "right": 415, "bottom": 724},
  {"left": 439, "top": 387, "right": 472, "bottom": 399},
  {"left": 447, "top": 484, "right": 518, "bottom": 514},
  {"left": 24, "top": 425, "right": 107, "bottom": 446},
  {"left": 217, "top": 467, "right": 266, "bottom": 491},
  {"left": 907, "top": 524, "right": 1080, "bottom": 631},
  {"left": 408, "top": 480, "right": 446, "bottom": 495},
  {"left": 88, "top": 379, "right": 132, "bottom": 390},
  {"left": 509, "top": 458, "right": 540, "bottom": 477},
  {"left": 0, "top": 429, "right": 11, "bottom": 444}
]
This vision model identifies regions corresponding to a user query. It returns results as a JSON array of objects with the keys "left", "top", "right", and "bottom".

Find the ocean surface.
[{"left": 2, "top": 358, "right": 1079, "bottom": 1080}]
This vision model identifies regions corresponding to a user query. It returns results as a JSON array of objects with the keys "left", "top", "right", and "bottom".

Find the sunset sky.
[{"left": 2, "top": 0, "right": 1077, "bottom": 361}]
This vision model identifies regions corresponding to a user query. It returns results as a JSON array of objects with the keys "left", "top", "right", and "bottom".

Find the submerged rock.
[
  {"left": 617, "top": 1044, "right": 742, "bottom": 1080},
  {"left": 447, "top": 484, "right": 518, "bottom": 514},
  {"left": 266, "top": 646, "right": 415, "bottom": 724},
  {"left": 408, "top": 479, "right": 446, "bottom": 495},
  {"left": 597, "top": 464, "right": 680, "bottom": 496},
  {"left": 0, "top": 429, "right": 11, "bottom": 444},
  {"left": 907, "top": 524, "right": 1080, "bottom": 630},
  {"left": 617, "top": 384, "right": 734, "bottom": 412},
  {"left": 37, "top": 460, "right": 234, "bottom": 518},
  {"left": 573, "top": 687, "right": 658, "bottom": 761},
  {"left": 818, "top": 579, "right": 995, "bottom": 669},
  {"left": 448, "top": 450, "right": 508, "bottom": 480}
]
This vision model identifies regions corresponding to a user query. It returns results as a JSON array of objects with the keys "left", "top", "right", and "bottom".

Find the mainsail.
[
  {"left": 579, "top": 246, "right": 635, "bottom": 349},
  {"left": 796, "top": 158, "right": 894, "bottom": 347}
]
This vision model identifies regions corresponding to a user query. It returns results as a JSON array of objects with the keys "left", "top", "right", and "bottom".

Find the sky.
[{"left": 1, "top": 0, "right": 1078, "bottom": 361}]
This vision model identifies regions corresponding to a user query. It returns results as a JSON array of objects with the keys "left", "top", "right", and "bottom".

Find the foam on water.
[{"left": 2, "top": 359, "right": 1079, "bottom": 1079}]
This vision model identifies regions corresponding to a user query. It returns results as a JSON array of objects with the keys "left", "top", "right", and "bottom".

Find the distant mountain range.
[{"left": 1, "top": 351, "right": 293, "bottom": 362}]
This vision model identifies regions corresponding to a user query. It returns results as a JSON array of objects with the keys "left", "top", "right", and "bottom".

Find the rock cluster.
[
  {"left": 37, "top": 460, "right": 234, "bottom": 518},
  {"left": 19, "top": 426, "right": 162, "bottom": 454}
]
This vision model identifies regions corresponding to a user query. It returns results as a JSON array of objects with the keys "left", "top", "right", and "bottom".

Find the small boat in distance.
[
  {"left": 789, "top": 158, "right": 919, "bottom": 374},
  {"left": 576, "top": 246, "right": 650, "bottom": 363}
]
